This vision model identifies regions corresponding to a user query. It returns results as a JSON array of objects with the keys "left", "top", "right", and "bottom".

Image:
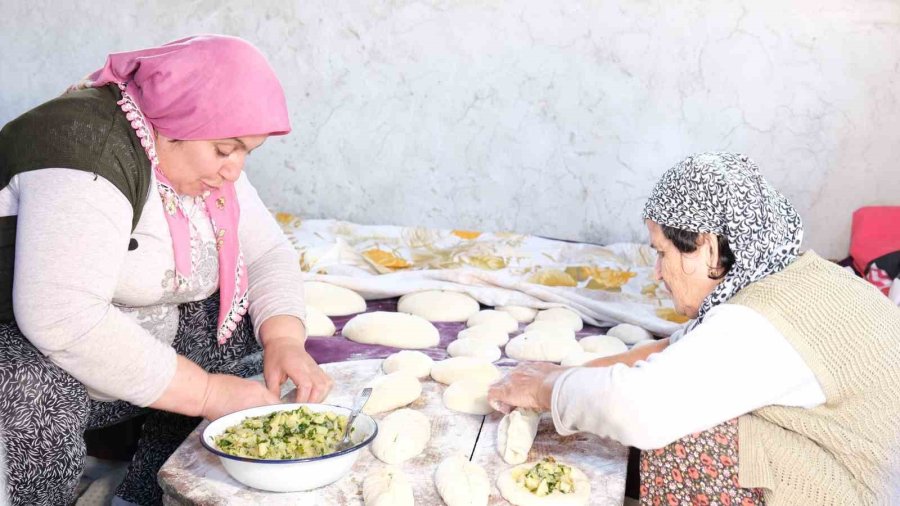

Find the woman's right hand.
[
  {"left": 151, "top": 355, "right": 279, "bottom": 420},
  {"left": 199, "top": 374, "right": 281, "bottom": 421},
  {"left": 487, "top": 362, "right": 565, "bottom": 414}
]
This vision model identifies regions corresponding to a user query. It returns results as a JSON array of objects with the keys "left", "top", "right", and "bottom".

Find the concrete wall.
[{"left": 3, "top": 0, "right": 899, "bottom": 258}]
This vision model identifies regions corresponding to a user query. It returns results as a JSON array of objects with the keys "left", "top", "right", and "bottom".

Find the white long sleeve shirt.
[
  {"left": 1, "top": 168, "right": 305, "bottom": 406},
  {"left": 551, "top": 303, "right": 826, "bottom": 450}
]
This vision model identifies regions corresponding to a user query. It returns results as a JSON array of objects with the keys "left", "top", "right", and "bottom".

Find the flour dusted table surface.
[{"left": 158, "top": 359, "right": 628, "bottom": 505}]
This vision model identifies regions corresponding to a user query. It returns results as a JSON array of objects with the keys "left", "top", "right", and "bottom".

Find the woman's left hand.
[
  {"left": 487, "top": 362, "right": 566, "bottom": 414},
  {"left": 262, "top": 335, "right": 333, "bottom": 403}
]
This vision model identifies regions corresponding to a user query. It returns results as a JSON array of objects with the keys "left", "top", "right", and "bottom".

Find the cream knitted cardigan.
[{"left": 731, "top": 252, "right": 900, "bottom": 505}]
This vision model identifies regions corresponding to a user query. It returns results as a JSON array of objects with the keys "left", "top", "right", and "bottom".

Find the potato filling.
[
  {"left": 214, "top": 407, "right": 350, "bottom": 460},
  {"left": 517, "top": 456, "right": 576, "bottom": 496}
]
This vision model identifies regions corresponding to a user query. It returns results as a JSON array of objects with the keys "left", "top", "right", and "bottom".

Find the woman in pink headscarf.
[{"left": 0, "top": 35, "right": 331, "bottom": 505}]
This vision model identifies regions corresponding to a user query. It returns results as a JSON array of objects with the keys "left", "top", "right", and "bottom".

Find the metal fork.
[{"left": 336, "top": 387, "right": 372, "bottom": 450}]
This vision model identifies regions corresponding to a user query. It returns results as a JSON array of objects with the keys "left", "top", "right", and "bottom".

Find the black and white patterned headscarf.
[{"left": 642, "top": 152, "right": 803, "bottom": 323}]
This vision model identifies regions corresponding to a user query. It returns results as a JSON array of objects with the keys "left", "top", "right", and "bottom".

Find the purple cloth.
[{"left": 305, "top": 298, "right": 607, "bottom": 365}]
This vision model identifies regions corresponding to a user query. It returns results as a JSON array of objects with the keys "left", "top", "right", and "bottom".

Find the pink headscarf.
[{"left": 87, "top": 34, "right": 291, "bottom": 344}]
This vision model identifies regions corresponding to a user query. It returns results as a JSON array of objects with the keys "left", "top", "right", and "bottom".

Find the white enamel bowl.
[{"left": 201, "top": 403, "right": 378, "bottom": 492}]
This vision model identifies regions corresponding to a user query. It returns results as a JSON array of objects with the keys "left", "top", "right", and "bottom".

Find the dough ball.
[
  {"left": 431, "top": 357, "right": 501, "bottom": 385},
  {"left": 522, "top": 321, "right": 576, "bottom": 341},
  {"left": 435, "top": 455, "right": 490, "bottom": 506},
  {"left": 497, "top": 458, "right": 591, "bottom": 506},
  {"left": 497, "top": 408, "right": 540, "bottom": 465},
  {"left": 466, "top": 310, "right": 519, "bottom": 333},
  {"left": 443, "top": 378, "right": 495, "bottom": 415},
  {"left": 577, "top": 335, "right": 627, "bottom": 357},
  {"left": 370, "top": 408, "right": 431, "bottom": 464},
  {"left": 382, "top": 350, "right": 434, "bottom": 379},
  {"left": 305, "top": 305, "right": 336, "bottom": 337},
  {"left": 632, "top": 339, "right": 657, "bottom": 349},
  {"left": 343, "top": 311, "right": 439, "bottom": 349},
  {"left": 447, "top": 338, "right": 501, "bottom": 362},
  {"left": 397, "top": 290, "right": 480, "bottom": 322},
  {"left": 559, "top": 351, "right": 604, "bottom": 367},
  {"left": 363, "top": 372, "right": 422, "bottom": 415},
  {"left": 458, "top": 324, "right": 510, "bottom": 346},
  {"left": 533, "top": 307, "right": 583, "bottom": 332},
  {"left": 495, "top": 305, "right": 538, "bottom": 323},
  {"left": 506, "top": 333, "right": 582, "bottom": 363},
  {"left": 303, "top": 281, "right": 366, "bottom": 316},
  {"left": 363, "top": 465, "right": 414, "bottom": 506},
  {"left": 606, "top": 323, "right": 653, "bottom": 345}
]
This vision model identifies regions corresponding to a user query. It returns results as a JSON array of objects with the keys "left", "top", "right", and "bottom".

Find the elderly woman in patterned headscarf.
[{"left": 489, "top": 152, "right": 900, "bottom": 505}]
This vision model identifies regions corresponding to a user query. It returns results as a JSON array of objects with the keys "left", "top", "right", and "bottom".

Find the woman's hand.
[
  {"left": 200, "top": 373, "right": 280, "bottom": 421},
  {"left": 488, "top": 362, "right": 566, "bottom": 414},
  {"left": 152, "top": 355, "right": 280, "bottom": 420},
  {"left": 259, "top": 315, "right": 333, "bottom": 403},
  {"left": 262, "top": 335, "right": 333, "bottom": 403}
]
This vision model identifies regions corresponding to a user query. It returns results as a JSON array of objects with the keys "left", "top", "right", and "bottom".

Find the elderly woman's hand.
[
  {"left": 488, "top": 362, "right": 566, "bottom": 414},
  {"left": 260, "top": 315, "right": 333, "bottom": 403}
]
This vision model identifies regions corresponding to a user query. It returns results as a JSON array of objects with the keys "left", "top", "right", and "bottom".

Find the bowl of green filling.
[{"left": 200, "top": 403, "right": 378, "bottom": 492}]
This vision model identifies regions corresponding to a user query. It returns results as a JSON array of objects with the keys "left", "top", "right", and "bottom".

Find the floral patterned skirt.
[
  {"left": 0, "top": 293, "right": 262, "bottom": 506},
  {"left": 640, "top": 418, "right": 766, "bottom": 506}
]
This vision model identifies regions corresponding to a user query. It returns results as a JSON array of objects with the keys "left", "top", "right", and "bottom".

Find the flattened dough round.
[
  {"left": 522, "top": 321, "right": 576, "bottom": 341},
  {"left": 533, "top": 307, "right": 583, "bottom": 332},
  {"left": 305, "top": 305, "right": 336, "bottom": 337},
  {"left": 397, "top": 290, "right": 480, "bottom": 322},
  {"left": 578, "top": 335, "right": 627, "bottom": 357},
  {"left": 466, "top": 310, "right": 519, "bottom": 333},
  {"left": 496, "top": 305, "right": 538, "bottom": 323},
  {"left": 431, "top": 357, "right": 501, "bottom": 385},
  {"left": 343, "top": 311, "right": 439, "bottom": 349},
  {"left": 447, "top": 338, "right": 501, "bottom": 362},
  {"left": 506, "top": 333, "right": 581, "bottom": 363},
  {"left": 443, "top": 378, "right": 494, "bottom": 415},
  {"left": 363, "top": 465, "right": 414, "bottom": 506},
  {"left": 559, "top": 351, "right": 604, "bottom": 367},
  {"left": 497, "top": 408, "right": 540, "bottom": 465},
  {"left": 497, "top": 460, "right": 591, "bottom": 506},
  {"left": 606, "top": 323, "right": 653, "bottom": 344},
  {"left": 363, "top": 372, "right": 422, "bottom": 415},
  {"left": 303, "top": 281, "right": 366, "bottom": 316},
  {"left": 458, "top": 324, "right": 509, "bottom": 346},
  {"left": 370, "top": 408, "right": 431, "bottom": 464},
  {"left": 435, "top": 455, "right": 490, "bottom": 506},
  {"left": 382, "top": 350, "right": 434, "bottom": 379}
]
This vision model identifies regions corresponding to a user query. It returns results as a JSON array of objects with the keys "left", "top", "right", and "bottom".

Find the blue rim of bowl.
[{"left": 199, "top": 403, "right": 379, "bottom": 464}]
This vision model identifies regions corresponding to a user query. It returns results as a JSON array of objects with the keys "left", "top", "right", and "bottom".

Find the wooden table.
[{"left": 158, "top": 359, "right": 628, "bottom": 505}]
